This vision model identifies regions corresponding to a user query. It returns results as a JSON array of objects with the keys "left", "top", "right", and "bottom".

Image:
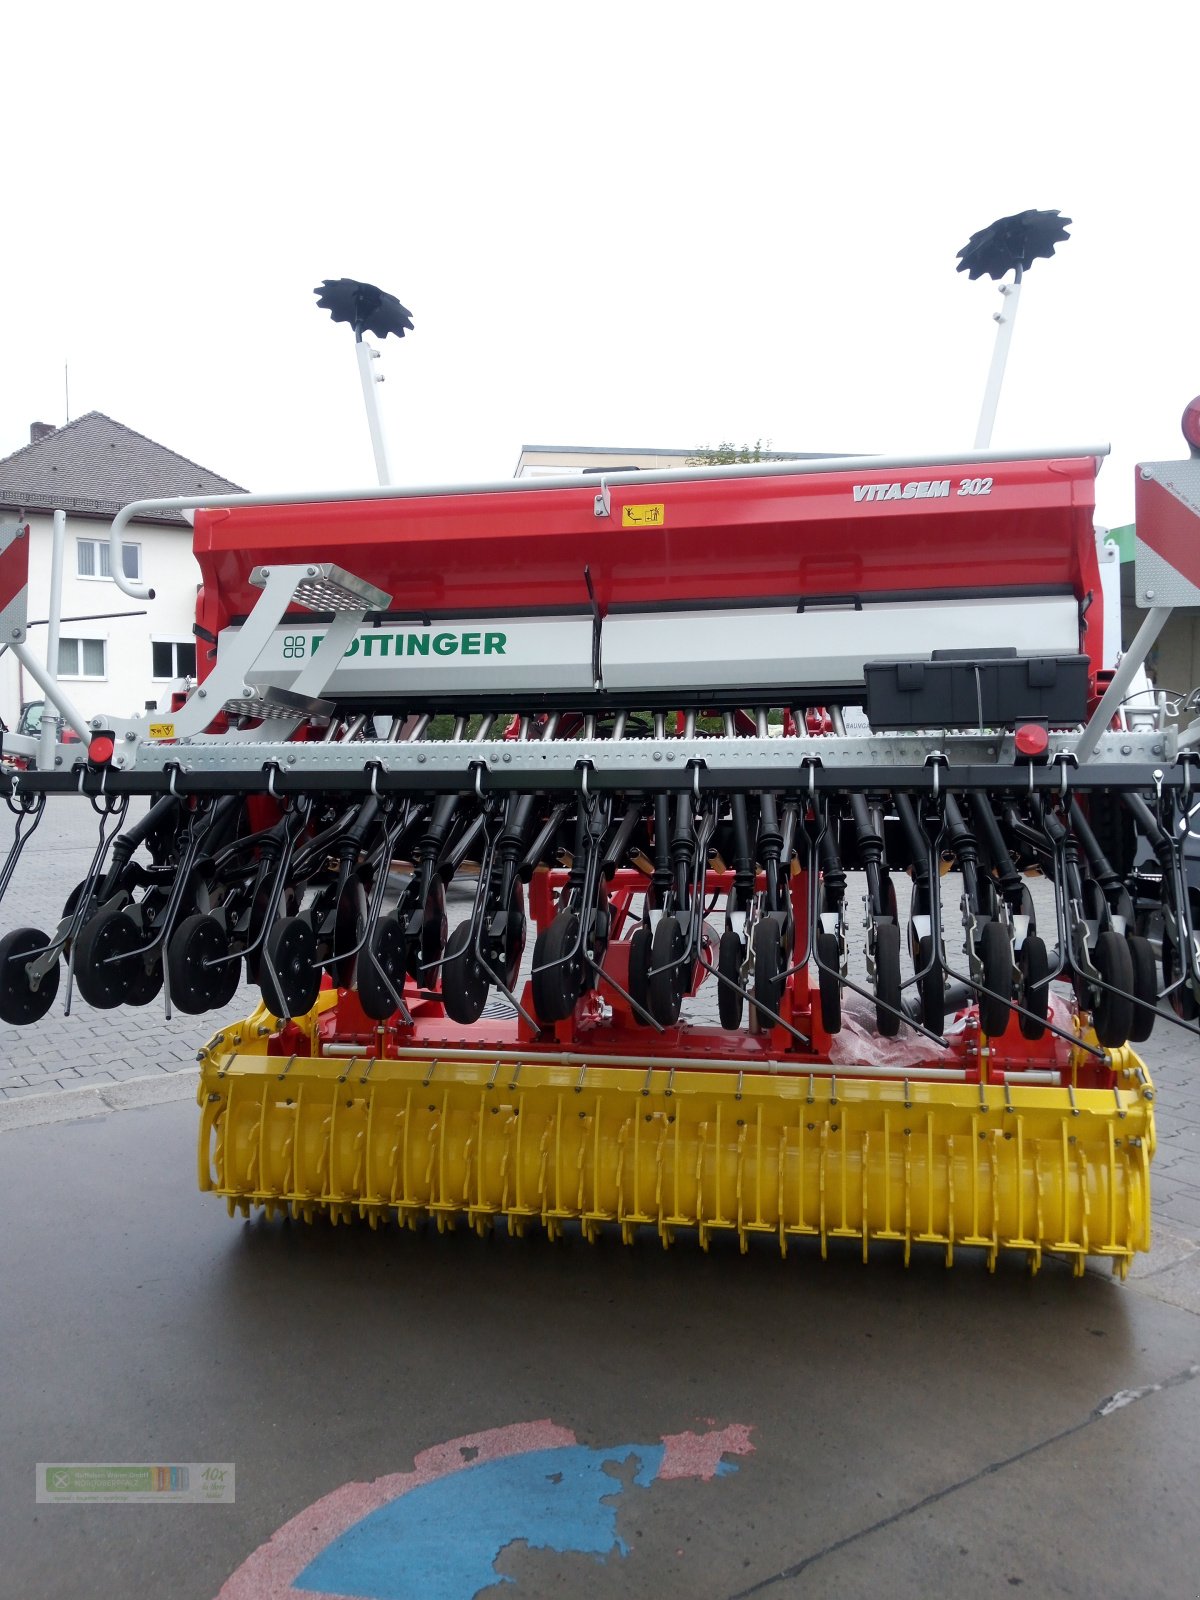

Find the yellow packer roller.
[{"left": 197, "top": 997, "right": 1155, "bottom": 1277}]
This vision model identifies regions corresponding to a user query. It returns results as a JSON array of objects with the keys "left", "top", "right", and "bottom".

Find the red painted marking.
[
  {"left": 658, "top": 1424, "right": 755, "bottom": 1480},
  {"left": 0, "top": 530, "right": 28, "bottom": 610},
  {"left": 1136, "top": 475, "right": 1200, "bottom": 590}
]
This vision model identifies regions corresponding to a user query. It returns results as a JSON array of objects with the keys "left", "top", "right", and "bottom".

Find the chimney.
[{"left": 30, "top": 421, "right": 57, "bottom": 444}]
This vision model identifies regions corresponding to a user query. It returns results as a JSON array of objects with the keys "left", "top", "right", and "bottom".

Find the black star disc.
[
  {"left": 314, "top": 278, "right": 414, "bottom": 340},
  {"left": 956, "top": 210, "right": 1071, "bottom": 281}
]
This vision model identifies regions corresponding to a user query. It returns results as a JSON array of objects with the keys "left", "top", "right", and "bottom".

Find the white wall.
[{"left": 0, "top": 511, "right": 200, "bottom": 730}]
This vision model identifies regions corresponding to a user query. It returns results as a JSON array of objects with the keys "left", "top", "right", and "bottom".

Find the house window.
[
  {"left": 77, "top": 538, "right": 141, "bottom": 582},
  {"left": 151, "top": 640, "right": 197, "bottom": 679},
  {"left": 58, "top": 638, "right": 107, "bottom": 679}
]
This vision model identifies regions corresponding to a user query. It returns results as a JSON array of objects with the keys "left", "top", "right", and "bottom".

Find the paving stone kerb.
[{"left": 2, "top": 794, "right": 1197, "bottom": 1234}]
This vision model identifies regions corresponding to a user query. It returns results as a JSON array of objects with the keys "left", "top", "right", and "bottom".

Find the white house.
[{"left": 0, "top": 414, "right": 244, "bottom": 731}]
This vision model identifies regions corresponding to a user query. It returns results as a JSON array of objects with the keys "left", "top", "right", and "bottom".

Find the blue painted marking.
[{"left": 295, "top": 1442, "right": 667, "bottom": 1600}]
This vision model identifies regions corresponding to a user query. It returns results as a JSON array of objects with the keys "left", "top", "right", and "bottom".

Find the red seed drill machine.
[{"left": 1, "top": 222, "right": 1197, "bottom": 1274}]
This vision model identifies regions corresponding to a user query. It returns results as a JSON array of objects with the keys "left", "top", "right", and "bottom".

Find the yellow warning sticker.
[
  {"left": 621, "top": 503, "right": 666, "bottom": 528},
  {"left": 148, "top": 722, "right": 176, "bottom": 740}
]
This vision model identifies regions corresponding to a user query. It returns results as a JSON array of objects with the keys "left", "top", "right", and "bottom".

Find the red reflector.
[
  {"left": 88, "top": 734, "right": 115, "bottom": 765},
  {"left": 1015, "top": 723, "right": 1049, "bottom": 758},
  {"left": 1183, "top": 395, "right": 1200, "bottom": 454}
]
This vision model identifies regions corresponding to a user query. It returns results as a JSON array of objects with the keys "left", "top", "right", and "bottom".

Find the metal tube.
[
  {"left": 350, "top": 1043, "right": 973, "bottom": 1081},
  {"left": 354, "top": 336, "right": 393, "bottom": 485},
  {"left": 1076, "top": 606, "right": 1172, "bottom": 764},
  {"left": 40, "top": 510, "right": 67, "bottom": 771},
  {"left": 8, "top": 638, "right": 90, "bottom": 742},
  {"left": 975, "top": 273, "right": 1022, "bottom": 450}
]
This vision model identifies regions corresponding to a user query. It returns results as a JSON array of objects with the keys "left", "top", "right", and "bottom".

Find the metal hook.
[
  {"left": 367, "top": 762, "right": 382, "bottom": 799},
  {"left": 167, "top": 764, "right": 180, "bottom": 798},
  {"left": 474, "top": 762, "right": 486, "bottom": 803},
  {"left": 265, "top": 764, "right": 281, "bottom": 801},
  {"left": 579, "top": 763, "right": 590, "bottom": 801},
  {"left": 691, "top": 762, "right": 701, "bottom": 802},
  {"left": 807, "top": 762, "right": 816, "bottom": 802},
  {"left": 1059, "top": 759, "right": 1070, "bottom": 800},
  {"left": 931, "top": 763, "right": 940, "bottom": 800}
]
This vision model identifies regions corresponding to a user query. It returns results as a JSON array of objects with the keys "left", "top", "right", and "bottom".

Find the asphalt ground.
[
  {"left": 2, "top": 1086, "right": 1199, "bottom": 1600},
  {"left": 2, "top": 795, "right": 1200, "bottom": 1599}
]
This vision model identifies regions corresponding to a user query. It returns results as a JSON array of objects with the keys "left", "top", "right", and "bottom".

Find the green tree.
[{"left": 685, "top": 438, "right": 780, "bottom": 467}]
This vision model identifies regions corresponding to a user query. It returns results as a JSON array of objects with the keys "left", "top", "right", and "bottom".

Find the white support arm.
[
  {"left": 1075, "top": 607, "right": 1172, "bottom": 765},
  {"left": 39, "top": 510, "right": 67, "bottom": 770},
  {"left": 8, "top": 638, "right": 91, "bottom": 743}
]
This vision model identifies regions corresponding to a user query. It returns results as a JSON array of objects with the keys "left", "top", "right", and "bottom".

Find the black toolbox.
[{"left": 863, "top": 649, "right": 1090, "bottom": 730}]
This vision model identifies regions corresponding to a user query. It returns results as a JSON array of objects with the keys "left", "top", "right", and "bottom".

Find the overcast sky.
[{"left": 3, "top": 1, "right": 1197, "bottom": 531}]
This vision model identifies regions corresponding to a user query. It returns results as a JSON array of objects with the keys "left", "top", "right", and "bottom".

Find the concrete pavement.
[{"left": 2, "top": 1087, "right": 1199, "bottom": 1600}]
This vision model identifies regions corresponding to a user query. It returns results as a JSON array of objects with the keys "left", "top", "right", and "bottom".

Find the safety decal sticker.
[
  {"left": 215, "top": 1419, "right": 752, "bottom": 1600},
  {"left": 621, "top": 503, "right": 666, "bottom": 527}
]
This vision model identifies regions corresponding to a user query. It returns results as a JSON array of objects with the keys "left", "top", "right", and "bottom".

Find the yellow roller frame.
[{"left": 197, "top": 1003, "right": 1155, "bottom": 1277}]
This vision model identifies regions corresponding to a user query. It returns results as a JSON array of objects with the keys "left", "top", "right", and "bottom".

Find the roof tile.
[{"left": 0, "top": 412, "right": 244, "bottom": 522}]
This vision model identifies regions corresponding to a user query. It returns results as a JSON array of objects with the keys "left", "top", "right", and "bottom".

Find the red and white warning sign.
[
  {"left": 0, "top": 518, "right": 30, "bottom": 647},
  {"left": 1135, "top": 459, "right": 1200, "bottom": 608}
]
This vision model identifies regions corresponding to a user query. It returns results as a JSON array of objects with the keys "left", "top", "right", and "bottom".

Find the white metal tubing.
[
  {"left": 8, "top": 638, "right": 90, "bottom": 742},
  {"left": 104, "top": 437, "right": 1112, "bottom": 599},
  {"left": 1075, "top": 606, "right": 1173, "bottom": 764},
  {"left": 974, "top": 274, "right": 1023, "bottom": 450},
  {"left": 314, "top": 1042, "right": 972, "bottom": 1081},
  {"left": 39, "top": 510, "right": 67, "bottom": 771},
  {"left": 354, "top": 337, "right": 393, "bottom": 486}
]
